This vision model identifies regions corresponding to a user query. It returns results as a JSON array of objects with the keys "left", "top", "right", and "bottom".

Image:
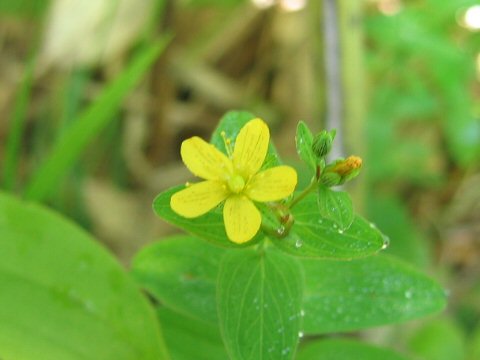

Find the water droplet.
[
  {"left": 381, "top": 236, "right": 390, "bottom": 250},
  {"left": 337, "top": 229, "right": 344, "bottom": 234},
  {"left": 369, "top": 222, "right": 377, "bottom": 229},
  {"left": 295, "top": 239, "right": 303, "bottom": 248},
  {"left": 300, "top": 309, "right": 305, "bottom": 317},
  {"left": 405, "top": 290, "right": 413, "bottom": 299},
  {"left": 298, "top": 331, "right": 304, "bottom": 338},
  {"left": 333, "top": 223, "right": 338, "bottom": 229},
  {"left": 281, "top": 347, "right": 291, "bottom": 355},
  {"left": 277, "top": 225, "right": 286, "bottom": 236}
]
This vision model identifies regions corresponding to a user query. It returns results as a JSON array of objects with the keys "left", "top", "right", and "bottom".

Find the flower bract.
[{"left": 170, "top": 118, "right": 297, "bottom": 244}]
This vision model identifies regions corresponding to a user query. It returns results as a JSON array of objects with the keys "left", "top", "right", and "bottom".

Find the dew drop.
[
  {"left": 333, "top": 223, "right": 338, "bottom": 229},
  {"left": 295, "top": 239, "right": 303, "bottom": 248},
  {"left": 381, "top": 235, "right": 390, "bottom": 250},
  {"left": 298, "top": 331, "right": 304, "bottom": 338},
  {"left": 337, "top": 229, "right": 344, "bottom": 234},
  {"left": 405, "top": 290, "right": 413, "bottom": 299},
  {"left": 300, "top": 309, "right": 305, "bottom": 317}
]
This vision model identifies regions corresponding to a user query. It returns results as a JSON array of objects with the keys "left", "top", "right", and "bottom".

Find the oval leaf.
[
  {"left": 295, "top": 121, "right": 316, "bottom": 172},
  {"left": 301, "top": 254, "right": 446, "bottom": 333},
  {"left": 271, "top": 194, "right": 385, "bottom": 259},
  {"left": 297, "top": 338, "right": 408, "bottom": 360},
  {"left": 132, "top": 235, "right": 225, "bottom": 324},
  {"left": 217, "top": 248, "right": 303, "bottom": 360},
  {"left": 0, "top": 193, "right": 168, "bottom": 360},
  {"left": 317, "top": 185, "right": 354, "bottom": 230}
]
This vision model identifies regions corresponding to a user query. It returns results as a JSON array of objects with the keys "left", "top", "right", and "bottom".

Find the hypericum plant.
[
  {"left": 132, "top": 111, "right": 446, "bottom": 359},
  {"left": 0, "top": 111, "right": 446, "bottom": 360}
]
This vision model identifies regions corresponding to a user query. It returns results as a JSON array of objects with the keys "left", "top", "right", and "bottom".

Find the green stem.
[{"left": 288, "top": 176, "right": 318, "bottom": 209}]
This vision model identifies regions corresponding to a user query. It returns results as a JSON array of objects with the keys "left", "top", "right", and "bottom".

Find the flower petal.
[
  {"left": 181, "top": 137, "right": 233, "bottom": 180},
  {"left": 232, "top": 118, "right": 269, "bottom": 178},
  {"left": 170, "top": 181, "right": 228, "bottom": 218},
  {"left": 245, "top": 166, "right": 297, "bottom": 202},
  {"left": 223, "top": 195, "right": 261, "bottom": 244}
]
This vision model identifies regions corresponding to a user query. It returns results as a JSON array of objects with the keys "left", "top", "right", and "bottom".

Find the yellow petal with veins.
[
  {"left": 223, "top": 195, "right": 261, "bottom": 243},
  {"left": 245, "top": 166, "right": 297, "bottom": 202},
  {"left": 232, "top": 118, "right": 269, "bottom": 178},
  {"left": 181, "top": 137, "right": 233, "bottom": 180},
  {"left": 170, "top": 181, "right": 229, "bottom": 218}
]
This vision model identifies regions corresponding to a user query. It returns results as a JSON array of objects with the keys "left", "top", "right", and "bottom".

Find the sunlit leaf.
[{"left": 0, "top": 192, "right": 168, "bottom": 359}]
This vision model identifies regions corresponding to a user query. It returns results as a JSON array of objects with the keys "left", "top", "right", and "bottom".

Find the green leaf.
[
  {"left": 210, "top": 110, "right": 281, "bottom": 169},
  {"left": 408, "top": 318, "right": 466, "bottom": 360},
  {"left": 24, "top": 36, "right": 171, "bottom": 202},
  {"left": 0, "top": 192, "right": 168, "bottom": 360},
  {"left": 131, "top": 235, "right": 225, "bottom": 324},
  {"left": 317, "top": 185, "right": 354, "bottom": 230},
  {"left": 153, "top": 186, "right": 262, "bottom": 248},
  {"left": 217, "top": 248, "right": 303, "bottom": 360},
  {"left": 295, "top": 121, "right": 316, "bottom": 172},
  {"left": 157, "top": 307, "right": 227, "bottom": 360},
  {"left": 296, "top": 338, "right": 408, "bottom": 360},
  {"left": 301, "top": 254, "right": 446, "bottom": 333},
  {"left": 271, "top": 194, "right": 385, "bottom": 259}
]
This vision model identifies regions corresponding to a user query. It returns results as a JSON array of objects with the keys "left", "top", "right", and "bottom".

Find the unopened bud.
[
  {"left": 312, "top": 129, "right": 336, "bottom": 159},
  {"left": 319, "top": 172, "right": 342, "bottom": 187},
  {"left": 325, "top": 155, "right": 363, "bottom": 184}
]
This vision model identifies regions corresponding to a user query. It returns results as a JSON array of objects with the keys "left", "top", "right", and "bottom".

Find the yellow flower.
[{"left": 170, "top": 118, "right": 297, "bottom": 244}]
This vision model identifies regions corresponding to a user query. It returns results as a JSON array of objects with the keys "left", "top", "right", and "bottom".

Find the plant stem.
[{"left": 288, "top": 176, "right": 318, "bottom": 209}]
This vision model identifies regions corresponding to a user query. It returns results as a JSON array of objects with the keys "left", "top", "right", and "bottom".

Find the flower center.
[{"left": 227, "top": 175, "right": 245, "bottom": 194}]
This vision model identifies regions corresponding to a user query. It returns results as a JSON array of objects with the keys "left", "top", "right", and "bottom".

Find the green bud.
[
  {"left": 319, "top": 172, "right": 342, "bottom": 187},
  {"left": 312, "top": 129, "right": 336, "bottom": 159}
]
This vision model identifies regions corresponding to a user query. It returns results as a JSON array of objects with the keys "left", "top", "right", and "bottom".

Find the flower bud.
[
  {"left": 312, "top": 129, "right": 336, "bottom": 159},
  {"left": 325, "top": 155, "right": 362, "bottom": 184},
  {"left": 319, "top": 172, "right": 342, "bottom": 187}
]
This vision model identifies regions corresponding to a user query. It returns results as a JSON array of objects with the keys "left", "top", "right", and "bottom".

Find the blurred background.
[{"left": 0, "top": 0, "right": 479, "bottom": 358}]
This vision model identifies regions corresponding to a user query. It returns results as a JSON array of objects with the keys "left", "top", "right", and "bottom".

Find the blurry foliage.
[
  {"left": 366, "top": 0, "right": 480, "bottom": 180},
  {"left": 0, "top": 0, "right": 479, "bottom": 358}
]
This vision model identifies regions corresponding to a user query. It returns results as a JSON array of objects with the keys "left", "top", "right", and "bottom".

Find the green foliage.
[
  {"left": 366, "top": 0, "right": 480, "bottom": 171},
  {"left": 0, "top": 0, "right": 49, "bottom": 17},
  {"left": 24, "top": 37, "right": 171, "bottom": 202},
  {"left": 302, "top": 254, "right": 446, "bottom": 334},
  {"left": 132, "top": 235, "right": 222, "bottom": 324},
  {"left": 295, "top": 121, "right": 317, "bottom": 173},
  {"left": 158, "top": 307, "right": 227, "bottom": 360},
  {"left": 2, "top": 55, "right": 36, "bottom": 191},
  {"left": 317, "top": 185, "right": 354, "bottom": 231},
  {"left": 270, "top": 199, "right": 384, "bottom": 259},
  {"left": 0, "top": 192, "right": 168, "bottom": 359},
  {"left": 217, "top": 248, "right": 303, "bottom": 360},
  {"left": 408, "top": 317, "right": 466, "bottom": 360},
  {"left": 296, "top": 338, "right": 408, "bottom": 360},
  {"left": 147, "top": 111, "right": 446, "bottom": 359}
]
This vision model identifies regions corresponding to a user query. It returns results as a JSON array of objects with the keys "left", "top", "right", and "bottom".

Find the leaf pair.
[{"left": 132, "top": 235, "right": 446, "bottom": 360}]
